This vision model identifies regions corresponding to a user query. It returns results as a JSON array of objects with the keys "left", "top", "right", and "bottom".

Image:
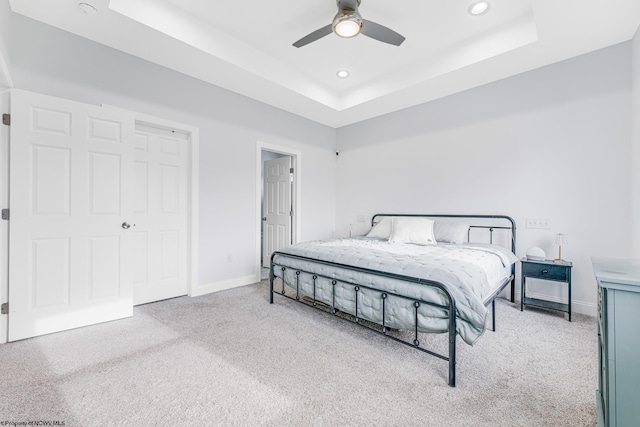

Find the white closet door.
[
  {"left": 262, "top": 156, "right": 292, "bottom": 268},
  {"left": 132, "top": 124, "right": 188, "bottom": 305},
  {"left": 8, "top": 89, "right": 135, "bottom": 341}
]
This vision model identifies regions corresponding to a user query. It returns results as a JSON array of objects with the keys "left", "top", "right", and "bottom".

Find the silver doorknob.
[
  {"left": 262, "top": 217, "right": 267, "bottom": 221},
  {"left": 122, "top": 222, "right": 131, "bottom": 229}
]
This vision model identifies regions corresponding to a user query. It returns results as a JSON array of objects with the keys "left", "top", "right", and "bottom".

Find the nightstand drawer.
[{"left": 522, "top": 262, "right": 569, "bottom": 281}]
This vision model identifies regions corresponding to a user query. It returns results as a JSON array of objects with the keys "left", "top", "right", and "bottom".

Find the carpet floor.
[{"left": 1, "top": 280, "right": 597, "bottom": 426}]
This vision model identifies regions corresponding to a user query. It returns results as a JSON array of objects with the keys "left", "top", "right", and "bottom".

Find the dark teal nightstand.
[{"left": 521, "top": 258, "right": 573, "bottom": 321}]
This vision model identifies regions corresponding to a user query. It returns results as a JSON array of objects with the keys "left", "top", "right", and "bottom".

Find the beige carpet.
[{"left": 0, "top": 280, "right": 597, "bottom": 426}]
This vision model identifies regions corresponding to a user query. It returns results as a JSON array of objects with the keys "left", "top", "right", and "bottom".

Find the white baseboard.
[
  {"left": 523, "top": 291, "right": 597, "bottom": 317},
  {"left": 190, "top": 273, "right": 261, "bottom": 297}
]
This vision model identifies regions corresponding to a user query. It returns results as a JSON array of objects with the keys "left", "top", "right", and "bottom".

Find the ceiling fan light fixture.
[
  {"left": 292, "top": 0, "right": 404, "bottom": 48},
  {"left": 333, "top": 10, "right": 363, "bottom": 38}
]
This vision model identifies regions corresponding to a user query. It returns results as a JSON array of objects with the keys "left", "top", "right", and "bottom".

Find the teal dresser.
[{"left": 592, "top": 257, "right": 640, "bottom": 427}]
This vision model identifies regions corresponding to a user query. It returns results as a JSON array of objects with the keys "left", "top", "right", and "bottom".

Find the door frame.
[
  {"left": 132, "top": 110, "right": 199, "bottom": 300},
  {"left": 262, "top": 154, "right": 292, "bottom": 269},
  {"left": 256, "top": 141, "right": 301, "bottom": 277},
  {"left": 0, "top": 90, "right": 9, "bottom": 344},
  {"left": 0, "top": 30, "right": 13, "bottom": 344}
]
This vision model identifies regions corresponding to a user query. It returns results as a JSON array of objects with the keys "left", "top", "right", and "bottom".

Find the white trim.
[
  {"left": 571, "top": 300, "right": 597, "bottom": 317},
  {"left": 191, "top": 274, "right": 260, "bottom": 297},
  {"left": 131, "top": 111, "right": 200, "bottom": 299},
  {"left": 188, "top": 128, "right": 200, "bottom": 296},
  {"left": 256, "top": 141, "right": 302, "bottom": 276},
  {"left": 0, "top": 90, "right": 9, "bottom": 344}
]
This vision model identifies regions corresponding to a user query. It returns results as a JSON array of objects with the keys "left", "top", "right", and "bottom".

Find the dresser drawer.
[{"left": 522, "top": 262, "right": 569, "bottom": 281}]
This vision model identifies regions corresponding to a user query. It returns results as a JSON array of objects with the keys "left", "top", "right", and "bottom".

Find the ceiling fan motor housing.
[{"left": 337, "top": 0, "right": 361, "bottom": 9}]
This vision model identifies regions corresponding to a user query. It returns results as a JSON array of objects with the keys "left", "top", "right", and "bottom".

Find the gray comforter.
[{"left": 272, "top": 237, "right": 518, "bottom": 345}]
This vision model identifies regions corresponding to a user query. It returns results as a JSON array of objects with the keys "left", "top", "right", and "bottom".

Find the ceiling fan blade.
[
  {"left": 293, "top": 24, "right": 333, "bottom": 48},
  {"left": 361, "top": 19, "right": 405, "bottom": 46}
]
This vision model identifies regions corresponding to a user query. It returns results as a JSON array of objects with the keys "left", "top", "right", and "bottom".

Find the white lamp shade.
[{"left": 554, "top": 233, "right": 568, "bottom": 246}]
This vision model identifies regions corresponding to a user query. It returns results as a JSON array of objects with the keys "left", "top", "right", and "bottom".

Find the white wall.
[
  {"left": 335, "top": 43, "right": 633, "bottom": 316},
  {"left": 631, "top": 27, "right": 640, "bottom": 258},
  {"left": 7, "top": 12, "right": 337, "bottom": 290},
  {"left": 0, "top": 0, "right": 12, "bottom": 89}
]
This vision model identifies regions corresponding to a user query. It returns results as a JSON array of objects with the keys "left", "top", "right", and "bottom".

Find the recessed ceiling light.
[
  {"left": 468, "top": 1, "right": 490, "bottom": 16},
  {"left": 78, "top": 2, "right": 98, "bottom": 15},
  {"left": 336, "top": 70, "right": 350, "bottom": 79}
]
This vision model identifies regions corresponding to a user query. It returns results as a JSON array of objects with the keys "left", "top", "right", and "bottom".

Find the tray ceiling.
[{"left": 9, "top": 0, "right": 640, "bottom": 127}]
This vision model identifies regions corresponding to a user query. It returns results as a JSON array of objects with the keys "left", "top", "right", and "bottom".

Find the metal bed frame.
[{"left": 269, "top": 214, "right": 516, "bottom": 387}]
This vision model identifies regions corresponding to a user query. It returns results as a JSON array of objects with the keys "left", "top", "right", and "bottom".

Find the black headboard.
[{"left": 371, "top": 214, "right": 516, "bottom": 255}]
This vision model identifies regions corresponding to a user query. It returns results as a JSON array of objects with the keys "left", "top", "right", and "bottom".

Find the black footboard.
[{"left": 269, "top": 252, "right": 459, "bottom": 387}]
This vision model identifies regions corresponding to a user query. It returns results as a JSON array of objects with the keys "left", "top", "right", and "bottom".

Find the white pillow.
[
  {"left": 434, "top": 221, "right": 469, "bottom": 244},
  {"left": 366, "top": 216, "right": 393, "bottom": 239},
  {"left": 389, "top": 217, "right": 436, "bottom": 245}
]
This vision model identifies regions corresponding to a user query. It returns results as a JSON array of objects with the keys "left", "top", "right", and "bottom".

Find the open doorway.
[{"left": 256, "top": 142, "right": 301, "bottom": 281}]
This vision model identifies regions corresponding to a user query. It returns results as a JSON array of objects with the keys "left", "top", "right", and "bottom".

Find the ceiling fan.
[{"left": 293, "top": 0, "right": 405, "bottom": 48}]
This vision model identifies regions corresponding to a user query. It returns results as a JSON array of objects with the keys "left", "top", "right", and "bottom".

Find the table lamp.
[{"left": 554, "top": 233, "right": 568, "bottom": 262}]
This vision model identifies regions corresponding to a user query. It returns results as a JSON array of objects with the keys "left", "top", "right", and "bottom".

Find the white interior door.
[
  {"left": 262, "top": 156, "right": 292, "bottom": 268},
  {"left": 8, "top": 89, "right": 135, "bottom": 341},
  {"left": 132, "top": 123, "right": 189, "bottom": 305}
]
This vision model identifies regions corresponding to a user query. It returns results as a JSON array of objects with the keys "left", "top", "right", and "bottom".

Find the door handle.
[
  {"left": 122, "top": 222, "right": 131, "bottom": 229},
  {"left": 262, "top": 217, "right": 267, "bottom": 221}
]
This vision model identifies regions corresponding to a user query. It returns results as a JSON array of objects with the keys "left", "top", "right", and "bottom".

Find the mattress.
[{"left": 272, "top": 237, "right": 518, "bottom": 345}]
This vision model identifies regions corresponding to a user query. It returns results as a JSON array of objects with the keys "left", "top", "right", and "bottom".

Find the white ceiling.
[{"left": 8, "top": 0, "right": 640, "bottom": 128}]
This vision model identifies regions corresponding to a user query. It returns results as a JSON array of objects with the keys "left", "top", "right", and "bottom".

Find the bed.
[{"left": 269, "top": 214, "right": 517, "bottom": 387}]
